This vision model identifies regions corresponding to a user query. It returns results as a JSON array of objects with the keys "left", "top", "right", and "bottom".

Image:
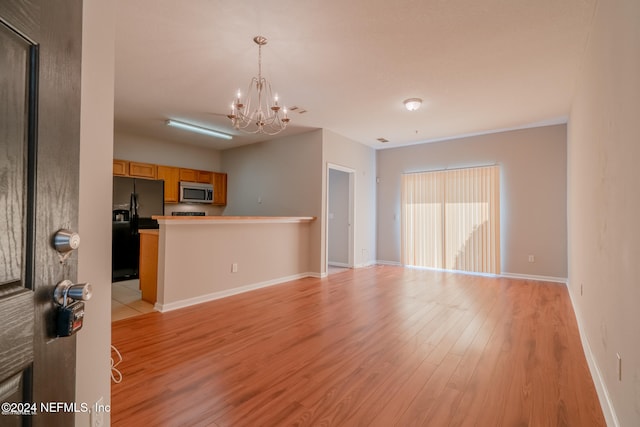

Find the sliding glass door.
[{"left": 401, "top": 165, "right": 500, "bottom": 274}]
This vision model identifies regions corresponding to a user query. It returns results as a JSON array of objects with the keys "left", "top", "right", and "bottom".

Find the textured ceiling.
[{"left": 114, "top": 0, "right": 596, "bottom": 150}]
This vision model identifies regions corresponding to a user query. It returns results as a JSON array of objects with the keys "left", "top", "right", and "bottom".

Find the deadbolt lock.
[{"left": 53, "top": 229, "right": 81, "bottom": 253}]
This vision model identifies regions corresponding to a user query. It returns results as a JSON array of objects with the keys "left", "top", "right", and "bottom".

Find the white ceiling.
[{"left": 114, "top": 0, "right": 596, "bottom": 151}]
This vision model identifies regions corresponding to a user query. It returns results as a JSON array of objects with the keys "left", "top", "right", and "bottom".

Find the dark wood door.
[{"left": 0, "top": 1, "right": 82, "bottom": 426}]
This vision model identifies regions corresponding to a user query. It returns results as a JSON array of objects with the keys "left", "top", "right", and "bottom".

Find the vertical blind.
[{"left": 401, "top": 165, "right": 500, "bottom": 274}]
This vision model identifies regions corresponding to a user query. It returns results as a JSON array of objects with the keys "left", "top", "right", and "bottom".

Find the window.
[{"left": 401, "top": 165, "right": 500, "bottom": 274}]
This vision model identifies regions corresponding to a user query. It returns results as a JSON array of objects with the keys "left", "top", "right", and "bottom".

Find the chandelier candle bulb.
[{"left": 235, "top": 91, "right": 243, "bottom": 109}]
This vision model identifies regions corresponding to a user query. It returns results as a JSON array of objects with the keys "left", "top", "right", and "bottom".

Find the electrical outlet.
[
  {"left": 528, "top": 255, "right": 535, "bottom": 263},
  {"left": 91, "top": 397, "right": 105, "bottom": 427},
  {"left": 617, "top": 353, "right": 622, "bottom": 381},
  {"left": 231, "top": 263, "right": 238, "bottom": 273}
]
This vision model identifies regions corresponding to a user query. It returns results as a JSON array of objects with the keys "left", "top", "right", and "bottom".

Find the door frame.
[{"left": 326, "top": 163, "right": 356, "bottom": 272}]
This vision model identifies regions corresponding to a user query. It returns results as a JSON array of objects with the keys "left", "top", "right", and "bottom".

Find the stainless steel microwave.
[{"left": 179, "top": 181, "right": 213, "bottom": 203}]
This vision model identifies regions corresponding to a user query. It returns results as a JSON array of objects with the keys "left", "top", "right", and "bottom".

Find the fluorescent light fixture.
[{"left": 166, "top": 119, "right": 232, "bottom": 140}]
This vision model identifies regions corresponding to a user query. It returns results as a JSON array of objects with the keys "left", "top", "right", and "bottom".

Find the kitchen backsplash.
[{"left": 164, "top": 203, "right": 224, "bottom": 216}]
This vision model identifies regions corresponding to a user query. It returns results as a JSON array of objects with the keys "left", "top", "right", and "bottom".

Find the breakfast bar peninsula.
[{"left": 151, "top": 216, "right": 316, "bottom": 312}]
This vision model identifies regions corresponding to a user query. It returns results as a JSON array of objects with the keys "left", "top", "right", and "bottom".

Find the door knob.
[
  {"left": 54, "top": 280, "right": 92, "bottom": 306},
  {"left": 53, "top": 280, "right": 91, "bottom": 338}
]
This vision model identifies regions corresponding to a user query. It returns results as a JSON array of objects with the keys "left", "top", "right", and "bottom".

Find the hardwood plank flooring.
[{"left": 111, "top": 265, "right": 605, "bottom": 426}]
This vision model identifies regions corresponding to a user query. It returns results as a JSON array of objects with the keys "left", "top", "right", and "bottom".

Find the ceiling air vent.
[
  {"left": 288, "top": 106, "right": 307, "bottom": 114},
  {"left": 377, "top": 137, "right": 389, "bottom": 143}
]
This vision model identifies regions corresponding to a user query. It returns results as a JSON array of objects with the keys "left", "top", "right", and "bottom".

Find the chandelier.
[{"left": 227, "top": 36, "right": 290, "bottom": 135}]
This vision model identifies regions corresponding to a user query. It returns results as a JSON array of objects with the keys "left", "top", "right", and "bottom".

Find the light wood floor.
[{"left": 111, "top": 265, "right": 605, "bottom": 426}]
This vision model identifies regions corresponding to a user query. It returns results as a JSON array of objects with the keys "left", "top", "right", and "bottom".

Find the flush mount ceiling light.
[
  {"left": 227, "top": 36, "right": 290, "bottom": 135},
  {"left": 166, "top": 119, "right": 233, "bottom": 140},
  {"left": 403, "top": 98, "right": 422, "bottom": 111}
]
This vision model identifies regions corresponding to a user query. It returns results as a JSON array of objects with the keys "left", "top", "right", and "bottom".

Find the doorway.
[{"left": 327, "top": 164, "right": 355, "bottom": 274}]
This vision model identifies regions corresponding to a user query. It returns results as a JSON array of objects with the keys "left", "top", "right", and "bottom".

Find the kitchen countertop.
[{"left": 138, "top": 229, "right": 159, "bottom": 235}]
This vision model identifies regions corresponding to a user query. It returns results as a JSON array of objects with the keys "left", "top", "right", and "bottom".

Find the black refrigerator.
[{"left": 112, "top": 176, "right": 164, "bottom": 282}]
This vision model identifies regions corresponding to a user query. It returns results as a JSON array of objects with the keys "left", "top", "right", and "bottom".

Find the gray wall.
[
  {"left": 567, "top": 0, "right": 640, "bottom": 424},
  {"left": 221, "top": 130, "right": 323, "bottom": 217},
  {"left": 376, "top": 124, "right": 567, "bottom": 279},
  {"left": 113, "top": 130, "right": 222, "bottom": 171}
]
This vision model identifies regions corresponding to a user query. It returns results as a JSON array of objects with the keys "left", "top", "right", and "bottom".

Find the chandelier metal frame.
[{"left": 227, "top": 36, "right": 290, "bottom": 135}]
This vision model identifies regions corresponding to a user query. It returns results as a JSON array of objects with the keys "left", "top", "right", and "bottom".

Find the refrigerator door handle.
[
  {"left": 130, "top": 192, "right": 139, "bottom": 217},
  {"left": 130, "top": 192, "right": 139, "bottom": 235}
]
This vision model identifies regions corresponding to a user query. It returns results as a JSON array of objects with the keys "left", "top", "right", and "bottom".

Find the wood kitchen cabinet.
[
  {"left": 157, "top": 165, "right": 180, "bottom": 203},
  {"left": 129, "top": 161, "right": 157, "bottom": 179},
  {"left": 212, "top": 172, "right": 227, "bottom": 205},
  {"left": 195, "top": 170, "right": 212, "bottom": 184},
  {"left": 139, "top": 230, "right": 158, "bottom": 304},
  {"left": 178, "top": 168, "right": 197, "bottom": 182},
  {"left": 179, "top": 168, "right": 211, "bottom": 184},
  {"left": 113, "top": 159, "right": 129, "bottom": 176}
]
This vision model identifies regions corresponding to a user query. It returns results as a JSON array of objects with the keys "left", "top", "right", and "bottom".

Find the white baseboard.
[
  {"left": 500, "top": 272, "right": 568, "bottom": 284},
  {"left": 155, "top": 272, "right": 315, "bottom": 312},
  {"left": 354, "top": 260, "right": 377, "bottom": 268},
  {"left": 565, "top": 282, "right": 620, "bottom": 427},
  {"left": 376, "top": 260, "right": 402, "bottom": 266},
  {"left": 375, "top": 263, "right": 568, "bottom": 285},
  {"left": 327, "top": 261, "right": 377, "bottom": 270},
  {"left": 328, "top": 262, "right": 350, "bottom": 268}
]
